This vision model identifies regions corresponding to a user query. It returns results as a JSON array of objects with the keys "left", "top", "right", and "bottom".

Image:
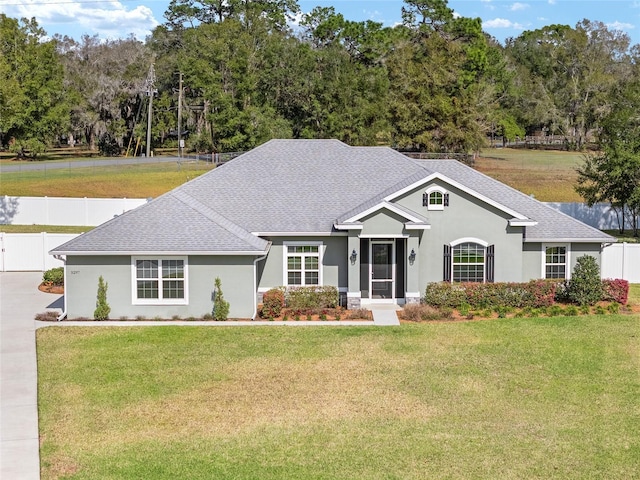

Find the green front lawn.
[{"left": 37, "top": 316, "right": 640, "bottom": 479}]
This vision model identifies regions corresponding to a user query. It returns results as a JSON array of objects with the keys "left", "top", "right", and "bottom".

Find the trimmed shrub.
[
  {"left": 424, "top": 283, "right": 465, "bottom": 308},
  {"left": 285, "top": 286, "right": 338, "bottom": 310},
  {"left": 424, "top": 280, "right": 556, "bottom": 309},
  {"left": 602, "top": 279, "right": 629, "bottom": 305},
  {"left": 261, "top": 288, "right": 285, "bottom": 318},
  {"left": 566, "top": 255, "right": 602, "bottom": 306},
  {"left": 94, "top": 276, "right": 110, "bottom": 321},
  {"left": 42, "top": 267, "right": 64, "bottom": 286},
  {"left": 212, "top": 277, "right": 230, "bottom": 321}
]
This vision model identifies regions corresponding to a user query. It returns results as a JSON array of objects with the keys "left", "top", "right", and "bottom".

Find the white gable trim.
[
  {"left": 341, "top": 201, "right": 425, "bottom": 224},
  {"left": 384, "top": 172, "right": 530, "bottom": 220}
]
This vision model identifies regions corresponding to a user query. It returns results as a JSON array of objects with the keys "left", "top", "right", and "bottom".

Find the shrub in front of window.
[
  {"left": 285, "top": 286, "right": 338, "bottom": 310},
  {"left": 566, "top": 255, "right": 602, "bottom": 306},
  {"left": 424, "top": 282, "right": 466, "bottom": 308},
  {"left": 601, "top": 279, "right": 629, "bottom": 305},
  {"left": 261, "top": 288, "right": 285, "bottom": 318},
  {"left": 42, "top": 267, "right": 64, "bottom": 286},
  {"left": 212, "top": 277, "right": 230, "bottom": 321},
  {"left": 424, "top": 280, "right": 556, "bottom": 309},
  {"left": 94, "top": 276, "right": 111, "bottom": 321}
]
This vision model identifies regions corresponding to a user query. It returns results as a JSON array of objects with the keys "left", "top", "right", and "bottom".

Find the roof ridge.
[
  {"left": 336, "top": 166, "right": 434, "bottom": 223},
  {"left": 170, "top": 190, "right": 268, "bottom": 251}
]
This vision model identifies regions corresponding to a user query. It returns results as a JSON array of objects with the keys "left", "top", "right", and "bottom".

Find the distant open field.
[
  {"left": 0, "top": 161, "right": 214, "bottom": 198},
  {"left": 476, "top": 148, "right": 585, "bottom": 202},
  {"left": 2, "top": 148, "right": 585, "bottom": 201}
]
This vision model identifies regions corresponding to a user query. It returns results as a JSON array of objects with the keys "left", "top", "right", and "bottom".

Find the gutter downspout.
[
  {"left": 53, "top": 254, "right": 67, "bottom": 321},
  {"left": 252, "top": 244, "right": 271, "bottom": 320}
]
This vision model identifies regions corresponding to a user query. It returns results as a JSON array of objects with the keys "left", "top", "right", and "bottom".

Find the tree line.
[{"left": 2, "top": 0, "right": 640, "bottom": 159}]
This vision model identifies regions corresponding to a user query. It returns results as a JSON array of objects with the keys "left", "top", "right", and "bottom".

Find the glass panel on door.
[{"left": 371, "top": 242, "right": 394, "bottom": 299}]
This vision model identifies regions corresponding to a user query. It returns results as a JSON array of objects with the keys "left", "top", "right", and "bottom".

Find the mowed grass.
[
  {"left": 476, "top": 148, "right": 586, "bottom": 202},
  {"left": 0, "top": 162, "right": 215, "bottom": 198},
  {"left": 37, "top": 317, "right": 640, "bottom": 479},
  {"left": 0, "top": 224, "right": 93, "bottom": 233}
]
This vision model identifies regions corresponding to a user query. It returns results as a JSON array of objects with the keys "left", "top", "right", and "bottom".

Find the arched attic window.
[{"left": 422, "top": 186, "right": 449, "bottom": 211}]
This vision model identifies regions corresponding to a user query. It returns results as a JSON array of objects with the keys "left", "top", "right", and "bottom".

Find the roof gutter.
[{"left": 53, "top": 254, "right": 67, "bottom": 321}]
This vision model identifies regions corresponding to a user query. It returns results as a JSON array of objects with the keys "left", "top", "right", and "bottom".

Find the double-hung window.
[
  {"left": 285, "top": 243, "right": 321, "bottom": 286},
  {"left": 544, "top": 245, "right": 568, "bottom": 279},
  {"left": 132, "top": 257, "right": 188, "bottom": 304},
  {"left": 453, "top": 242, "right": 486, "bottom": 282}
]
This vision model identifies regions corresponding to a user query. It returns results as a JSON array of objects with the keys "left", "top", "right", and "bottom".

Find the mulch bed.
[{"left": 38, "top": 283, "right": 64, "bottom": 294}]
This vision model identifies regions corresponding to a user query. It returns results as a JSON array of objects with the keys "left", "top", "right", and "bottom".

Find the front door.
[{"left": 370, "top": 240, "right": 395, "bottom": 303}]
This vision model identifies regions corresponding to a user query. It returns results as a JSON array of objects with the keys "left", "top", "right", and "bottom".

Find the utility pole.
[
  {"left": 144, "top": 64, "right": 157, "bottom": 158},
  {"left": 177, "top": 72, "right": 183, "bottom": 160}
]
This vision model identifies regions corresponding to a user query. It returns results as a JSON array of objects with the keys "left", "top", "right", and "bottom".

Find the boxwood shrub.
[{"left": 285, "top": 286, "right": 338, "bottom": 310}]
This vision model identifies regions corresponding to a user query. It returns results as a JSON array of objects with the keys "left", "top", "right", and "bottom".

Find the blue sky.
[{"left": 1, "top": 0, "right": 639, "bottom": 46}]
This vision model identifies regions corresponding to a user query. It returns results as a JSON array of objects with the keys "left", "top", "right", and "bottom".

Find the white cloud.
[
  {"left": 548, "top": 0, "right": 556, "bottom": 5},
  {"left": 510, "top": 3, "right": 530, "bottom": 11},
  {"left": 606, "top": 21, "right": 635, "bottom": 31},
  {"left": 1, "top": 1, "right": 159, "bottom": 40},
  {"left": 484, "top": 18, "right": 525, "bottom": 30}
]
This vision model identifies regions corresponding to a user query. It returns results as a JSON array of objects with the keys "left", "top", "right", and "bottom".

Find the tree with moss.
[
  {"left": 212, "top": 277, "right": 230, "bottom": 321},
  {"left": 94, "top": 275, "right": 111, "bottom": 320}
]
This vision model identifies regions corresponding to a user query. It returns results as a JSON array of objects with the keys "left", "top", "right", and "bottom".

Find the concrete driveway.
[{"left": 1, "top": 272, "right": 62, "bottom": 480}]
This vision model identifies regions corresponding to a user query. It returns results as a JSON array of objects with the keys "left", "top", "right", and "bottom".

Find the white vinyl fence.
[
  {"left": 601, "top": 243, "right": 640, "bottom": 283},
  {"left": 0, "top": 233, "right": 80, "bottom": 272},
  {"left": 2, "top": 233, "right": 639, "bottom": 283},
  {"left": 1, "top": 196, "right": 147, "bottom": 226}
]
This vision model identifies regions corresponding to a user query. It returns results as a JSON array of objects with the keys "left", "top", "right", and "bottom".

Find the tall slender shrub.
[
  {"left": 212, "top": 277, "right": 230, "bottom": 321},
  {"left": 94, "top": 275, "right": 111, "bottom": 320}
]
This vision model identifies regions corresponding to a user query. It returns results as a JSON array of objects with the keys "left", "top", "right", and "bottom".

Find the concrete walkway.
[
  {"left": 1, "top": 272, "right": 56, "bottom": 480},
  {"left": 371, "top": 304, "right": 402, "bottom": 326}
]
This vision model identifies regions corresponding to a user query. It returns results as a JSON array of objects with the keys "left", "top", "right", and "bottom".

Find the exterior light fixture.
[
  {"left": 409, "top": 248, "right": 416, "bottom": 265},
  {"left": 350, "top": 249, "right": 358, "bottom": 265}
]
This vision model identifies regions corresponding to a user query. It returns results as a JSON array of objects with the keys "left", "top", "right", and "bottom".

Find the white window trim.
[
  {"left": 542, "top": 244, "right": 571, "bottom": 280},
  {"left": 283, "top": 241, "right": 324, "bottom": 287},
  {"left": 451, "top": 237, "right": 489, "bottom": 248},
  {"left": 131, "top": 256, "right": 189, "bottom": 305},
  {"left": 425, "top": 185, "right": 447, "bottom": 211}
]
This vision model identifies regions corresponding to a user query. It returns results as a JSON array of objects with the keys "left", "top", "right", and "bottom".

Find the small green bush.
[
  {"left": 43, "top": 267, "right": 64, "bottom": 286},
  {"left": 93, "top": 276, "right": 110, "bottom": 321},
  {"left": 607, "top": 302, "right": 620, "bottom": 314},
  {"left": 565, "top": 305, "right": 579, "bottom": 316},
  {"left": 566, "top": 255, "right": 602, "bottom": 306},
  {"left": 212, "top": 277, "right": 230, "bottom": 321},
  {"left": 285, "top": 286, "right": 338, "bottom": 310}
]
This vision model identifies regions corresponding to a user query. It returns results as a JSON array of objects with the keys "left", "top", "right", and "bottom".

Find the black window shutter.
[
  {"left": 422, "top": 193, "right": 428, "bottom": 207},
  {"left": 444, "top": 193, "right": 449, "bottom": 207},
  {"left": 486, "top": 245, "right": 495, "bottom": 283},
  {"left": 443, "top": 245, "right": 452, "bottom": 282}
]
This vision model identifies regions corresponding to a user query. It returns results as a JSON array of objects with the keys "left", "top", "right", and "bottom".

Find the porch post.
[
  {"left": 347, "top": 232, "right": 361, "bottom": 309},
  {"left": 405, "top": 234, "right": 421, "bottom": 305}
]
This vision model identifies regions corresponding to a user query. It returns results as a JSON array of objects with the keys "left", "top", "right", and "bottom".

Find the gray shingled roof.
[{"left": 51, "top": 139, "right": 612, "bottom": 255}]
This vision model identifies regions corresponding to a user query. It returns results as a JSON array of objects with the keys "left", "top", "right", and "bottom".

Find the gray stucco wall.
[
  {"left": 65, "top": 255, "right": 257, "bottom": 319},
  {"left": 257, "top": 236, "right": 348, "bottom": 291},
  {"left": 393, "top": 180, "right": 525, "bottom": 286},
  {"left": 522, "top": 242, "right": 603, "bottom": 280}
]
